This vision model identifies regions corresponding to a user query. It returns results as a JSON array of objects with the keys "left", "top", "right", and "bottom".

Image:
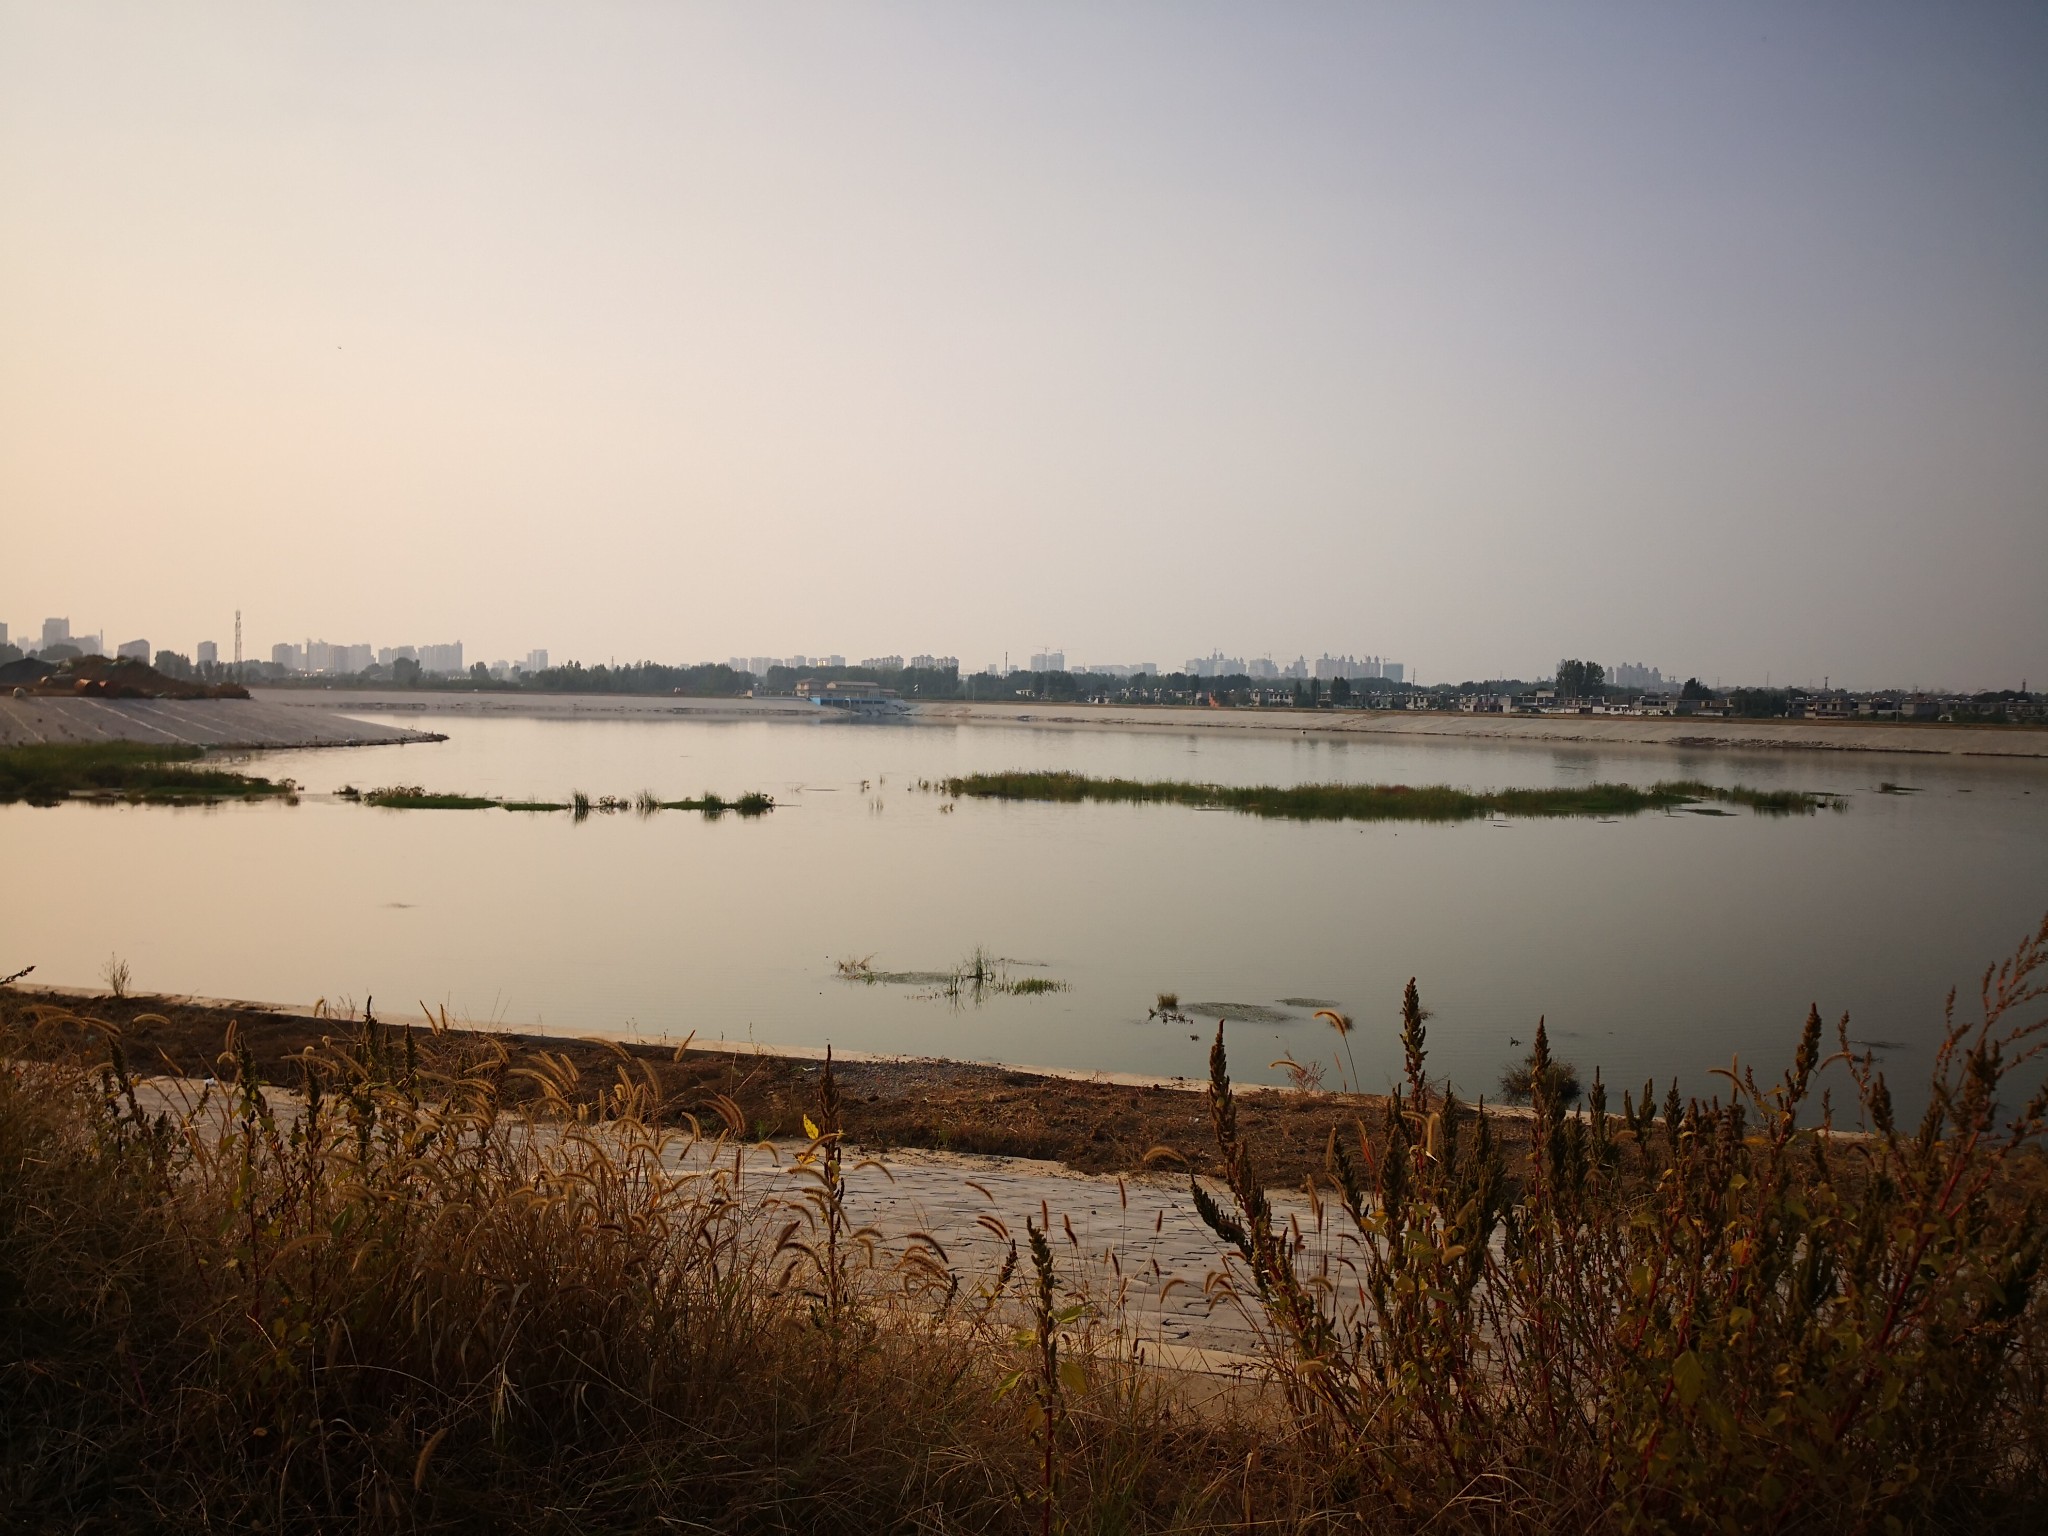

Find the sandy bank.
[{"left": 916, "top": 699, "right": 2048, "bottom": 761}]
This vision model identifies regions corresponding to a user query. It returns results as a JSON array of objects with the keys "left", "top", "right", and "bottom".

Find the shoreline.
[
  {"left": 251, "top": 687, "right": 2048, "bottom": 762},
  {"left": 918, "top": 699, "right": 2048, "bottom": 760},
  {"left": 2, "top": 984, "right": 1439, "bottom": 1186}
]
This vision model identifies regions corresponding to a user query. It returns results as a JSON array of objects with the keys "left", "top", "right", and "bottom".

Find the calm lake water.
[{"left": 8, "top": 714, "right": 2046, "bottom": 1119}]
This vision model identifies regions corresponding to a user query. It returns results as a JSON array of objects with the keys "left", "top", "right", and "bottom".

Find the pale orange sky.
[{"left": 3, "top": 2, "right": 2044, "bottom": 688}]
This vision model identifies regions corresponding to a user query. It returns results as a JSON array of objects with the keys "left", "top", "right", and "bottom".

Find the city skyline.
[
  {"left": 3, "top": 5, "right": 2043, "bottom": 691},
  {"left": 10, "top": 603, "right": 2025, "bottom": 695}
]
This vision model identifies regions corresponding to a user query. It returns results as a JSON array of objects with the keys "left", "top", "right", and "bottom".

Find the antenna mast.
[{"left": 234, "top": 610, "right": 242, "bottom": 678}]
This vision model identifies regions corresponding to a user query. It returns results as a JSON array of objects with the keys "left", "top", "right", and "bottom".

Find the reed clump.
[
  {"left": 944, "top": 770, "right": 1839, "bottom": 821},
  {"left": 1187, "top": 920, "right": 2048, "bottom": 1531}
]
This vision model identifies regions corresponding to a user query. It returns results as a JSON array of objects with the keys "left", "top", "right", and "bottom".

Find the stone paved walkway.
[{"left": 671, "top": 1139, "right": 1351, "bottom": 1367}]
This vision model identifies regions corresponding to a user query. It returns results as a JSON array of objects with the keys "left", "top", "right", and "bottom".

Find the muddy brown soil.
[{"left": 1, "top": 988, "right": 1481, "bottom": 1188}]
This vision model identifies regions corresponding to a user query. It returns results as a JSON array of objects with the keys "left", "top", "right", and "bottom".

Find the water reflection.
[{"left": 4, "top": 713, "right": 2043, "bottom": 1122}]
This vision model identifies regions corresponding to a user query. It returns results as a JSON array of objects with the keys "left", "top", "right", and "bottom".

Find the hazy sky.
[{"left": 3, "top": 3, "right": 2044, "bottom": 688}]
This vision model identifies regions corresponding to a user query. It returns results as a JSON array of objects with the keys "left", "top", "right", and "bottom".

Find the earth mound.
[{"left": 19, "top": 655, "right": 249, "bottom": 701}]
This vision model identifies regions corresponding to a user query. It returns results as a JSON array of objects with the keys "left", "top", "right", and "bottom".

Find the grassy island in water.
[
  {"left": 941, "top": 770, "right": 1838, "bottom": 821},
  {"left": 0, "top": 742, "right": 293, "bottom": 805}
]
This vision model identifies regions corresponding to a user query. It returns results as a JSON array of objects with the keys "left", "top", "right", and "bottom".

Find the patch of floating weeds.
[
  {"left": 1877, "top": 782, "right": 1923, "bottom": 794},
  {"left": 355, "top": 785, "right": 775, "bottom": 816},
  {"left": 837, "top": 947, "right": 1067, "bottom": 1003},
  {"left": 1002, "top": 976, "right": 1068, "bottom": 996},
  {"left": 940, "top": 770, "right": 1841, "bottom": 821}
]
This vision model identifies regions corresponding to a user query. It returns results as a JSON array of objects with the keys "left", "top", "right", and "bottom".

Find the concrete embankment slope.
[
  {"left": 0, "top": 696, "right": 442, "bottom": 749},
  {"left": 251, "top": 686, "right": 818, "bottom": 722}
]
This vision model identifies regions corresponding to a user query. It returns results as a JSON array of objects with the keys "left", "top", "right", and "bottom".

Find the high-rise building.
[
  {"left": 272, "top": 643, "right": 301, "bottom": 670},
  {"left": 1382, "top": 662, "right": 1404, "bottom": 684},
  {"left": 72, "top": 632, "right": 103, "bottom": 657},
  {"left": 197, "top": 641, "right": 218, "bottom": 666},
  {"left": 41, "top": 617, "right": 69, "bottom": 650},
  {"left": 117, "top": 639, "right": 150, "bottom": 662},
  {"left": 1028, "top": 651, "right": 1065, "bottom": 672},
  {"left": 861, "top": 655, "right": 905, "bottom": 670},
  {"left": 417, "top": 642, "right": 464, "bottom": 675},
  {"left": 525, "top": 648, "right": 548, "bottom": 672},
  {"left": 0, "top": 622, "right": 8, "bottom": 648}
]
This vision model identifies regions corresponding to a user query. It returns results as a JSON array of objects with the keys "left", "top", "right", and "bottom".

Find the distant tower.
[{"left": 234, "top": 610, "right": 242, "bottom": 677}]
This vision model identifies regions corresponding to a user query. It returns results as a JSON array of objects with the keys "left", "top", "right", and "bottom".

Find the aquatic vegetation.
[
  {"left": 363, "top": 785, "right": 501, "bottom": 810},
  {"left": 941, "top": 770, "right": 1841, "bottom": 821},
  {"left": 651, "top": 791, "right": 777, "bottom": 816},
  {"left": 358, "top": 786, "right": 775, "bottom": 816},
  {"left": 1148, "top": 992, "right": 1192, "bottom": 1026},
  {"left": 0, "top": 742, "right": 292, "bottom": 805},
  {"left": 838, "top": 948, "right": 1068, "bottom": 1002}
]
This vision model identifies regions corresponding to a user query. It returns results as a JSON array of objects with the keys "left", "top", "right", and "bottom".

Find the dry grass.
[
  {"left": 4, "top": 921, "right": 2046, "bottom": 1531},
  {"left": 1185, "top": 926, "right": 2048, "bottom": 1531},
  {"left": 0, "top": 1009, "right": 1262, "bottom": 1532}
]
